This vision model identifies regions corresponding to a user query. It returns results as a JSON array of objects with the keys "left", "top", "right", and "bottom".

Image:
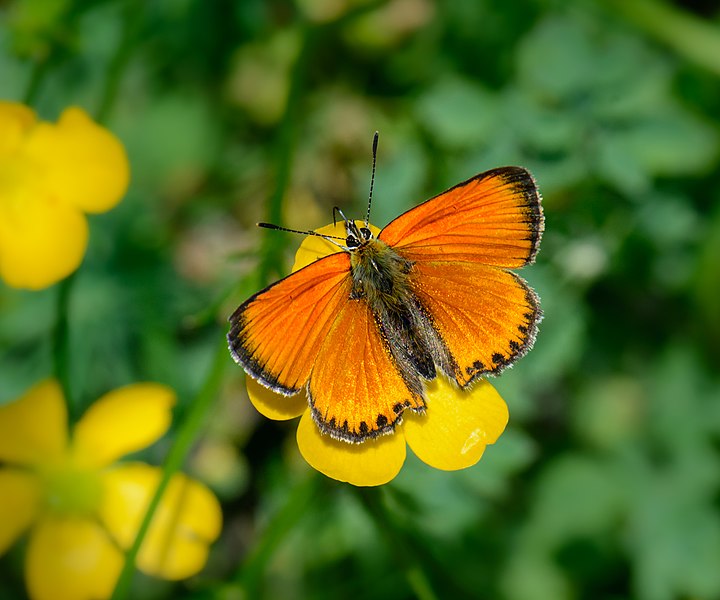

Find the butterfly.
[{"left": 228, "top": 133, "right": 543, "bottom": 444}]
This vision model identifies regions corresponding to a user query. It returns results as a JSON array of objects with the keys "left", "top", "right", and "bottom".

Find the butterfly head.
[
  {"left": 333, "top": 206, "right": 374, "bottom": 251},
  {"left": 345, "top": 220, "right": 374, "bottom": 250}
]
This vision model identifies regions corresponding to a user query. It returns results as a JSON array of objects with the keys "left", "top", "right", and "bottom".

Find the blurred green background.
[{"left": 2, "top": 0, "right": 720, "bottom": 598}]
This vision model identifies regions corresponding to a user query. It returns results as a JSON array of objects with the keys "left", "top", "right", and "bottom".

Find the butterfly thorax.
[{"left": 349, "top": 238, "right": 412, "bottom": 305}]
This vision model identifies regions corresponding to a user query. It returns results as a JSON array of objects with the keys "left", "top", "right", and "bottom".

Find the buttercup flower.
[
  {"left": 0, "top": 379, "right": 222, "bottom": 600},
  {"left": 0, "top": 102, "right": 129, "bottom": 290},
  {"left": 246, "top": 223, "right": 509, "bottom": 486}
]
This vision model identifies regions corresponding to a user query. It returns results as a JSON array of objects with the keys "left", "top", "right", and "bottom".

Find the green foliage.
[{"left": 2, "top": 0, "right": 720, "bottom": 598}]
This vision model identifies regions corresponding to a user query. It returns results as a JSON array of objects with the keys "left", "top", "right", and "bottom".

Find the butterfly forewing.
[
  {"left": 379, "top": 167, "right": 543, "bottom": 268},
  {"left": 228, "top": 252, "right": 351, "bottom": 395}
]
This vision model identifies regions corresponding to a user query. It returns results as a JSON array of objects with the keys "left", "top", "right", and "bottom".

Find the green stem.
[
  {"left": 23, "top": 57, "right": 50, "bottom": 105},
  {"left": 234, "top": 474, "right": 320, "bottom": 594},
  {"left": 357, "top": 489, "right": 440, "bottom": 600},
  {"left": 608, "top": 0, "right": 720, "bottom": 76},
  {"left": 53, "top": 273, "right": 76, "bottom": 419},
  {"left": 96, "top": 0, "right": 144, "bottom": 123},
  {"left": 110, "top": 333, "right": 229, "bottom": 600}
]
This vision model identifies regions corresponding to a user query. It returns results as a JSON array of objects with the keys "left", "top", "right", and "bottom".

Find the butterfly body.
[
  {"left": 229, "top": 166, "right": 544, "bottom": 443},
  {"left": 348, "top": 231, "right": 451, "bottom": 392}
]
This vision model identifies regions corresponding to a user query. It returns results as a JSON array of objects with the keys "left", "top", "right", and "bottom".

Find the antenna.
[
  {"left": 333, "top": 206, "right": 350, "bottom": 228},
  {"left": 257, "top": 222, "right": 346, "bottom": 249},
  {"left": 365, "top": 131, "right": 379, "bottom": 227},
  {"left": 256, "top": 131, "right": 381, "bottom": 251}
]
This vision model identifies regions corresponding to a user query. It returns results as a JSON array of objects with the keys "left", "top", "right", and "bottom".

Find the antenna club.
[{"left": 365, "top": 131, "right": 379, "bottom": 227}]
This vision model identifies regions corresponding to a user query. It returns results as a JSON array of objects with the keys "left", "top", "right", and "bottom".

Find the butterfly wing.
[
  {"left": 409, "top": 260, "right": 540, "bottom": 385},
  {"left": 308, "top": 297, "right": 425, "bottom": 443},
  {"left": 228, "top": 252, "right": 352, "bottom": 395},
  {"left": 229, "top": 249, "right": 424, "bottom": 442},
  {"left": 379, "top": 166, "right": 543, "bottom": 385},
  {"left": 379, "top": 167, "right": 543, "bottom": 267}
]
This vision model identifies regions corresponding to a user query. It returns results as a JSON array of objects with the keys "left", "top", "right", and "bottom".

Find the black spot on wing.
[
  {"left": 492, "top": 353, "right": 506, "bottom": 366},
  {"left": 466, "top": 360, "right": 485, "bottom": 377}
]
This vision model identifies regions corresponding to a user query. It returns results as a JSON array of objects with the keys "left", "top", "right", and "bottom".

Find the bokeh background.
[{"left": 2, "top": 0, "right": 720, "bottom": 598}]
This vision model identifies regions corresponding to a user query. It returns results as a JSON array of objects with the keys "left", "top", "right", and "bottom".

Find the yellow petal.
[
  {"left": 99, "top": 463, "right": 222, "bottom": 580},
  {"left": 0, "top": 468, "right": 41, "bottom": 555},
  {"left": 138, "top": 471, "right": 222, "bottom": 580},
  {"left": 296, "top": 410, "right": 406, "bottom": 486},
  {"left": 0, "top": 379, "right": 67, "bottom": 465},
  {"left": 0, "top": 173, "right": 88, "bottom": 290},
  {"left": 291, "top": 222, "right": 381, "bottom": 272},
  {"left": 72, "top": 383, "right": 176, "bottom": 468},
  {"left": 403, "top": 377, "right": 508, "bottom": 471},
  {"left": 246, "top": 376, "right": 306, "bottom": 420},
  {"left": 23, "top": 106, "right": 130, "bottom": 214},
  {"left": 98, "top": 463, "right": 158, "bottom": 548},
  {"left": 25, "top": 515, "right": 123, "bottom": 600},
  {"left": 0, "top": 101, "right": 35, "bottom": 156}
]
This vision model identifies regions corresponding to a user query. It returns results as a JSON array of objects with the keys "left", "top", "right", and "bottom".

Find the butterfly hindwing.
[
  {"left": 408, "top": 260, "right": 541, "bottom": 385},
  {"left": 308, "top": 297, "right": 425, "bottom": 443},
  {"left": 379, "top": 167, "right": 543, "bottom": 268}
]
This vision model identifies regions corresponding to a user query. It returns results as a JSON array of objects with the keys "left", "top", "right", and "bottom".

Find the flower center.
[{"left": 40, "top": 459, "right": 104, "bottom": 517}]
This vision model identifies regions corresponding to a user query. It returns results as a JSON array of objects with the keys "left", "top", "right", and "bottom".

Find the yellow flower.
[
  {"left": 246, "top": 223, "right": 509, "bottom": 486},
  {"left": 0, "top": 379, "right": 222, "bottom": 600},
  {"left": 0, "top": 102, "right": 129, "bottom": 290}
]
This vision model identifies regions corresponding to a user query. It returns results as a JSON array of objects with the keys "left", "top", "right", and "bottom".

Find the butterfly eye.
[
  {"left": 359, "top": 227, "right": 372, "bottom": 241},
  {"left": 346, "top": 234, "right": 359, "bottom": 248}
]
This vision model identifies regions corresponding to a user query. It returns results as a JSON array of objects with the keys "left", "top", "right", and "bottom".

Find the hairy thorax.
[{"left": 349, "top": 238, "right": 413, "bottom": 309}]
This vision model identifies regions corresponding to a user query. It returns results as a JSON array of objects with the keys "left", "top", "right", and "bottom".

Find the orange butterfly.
[{"left": 228, "top": 134, "right": 543, "bottom": 443}]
